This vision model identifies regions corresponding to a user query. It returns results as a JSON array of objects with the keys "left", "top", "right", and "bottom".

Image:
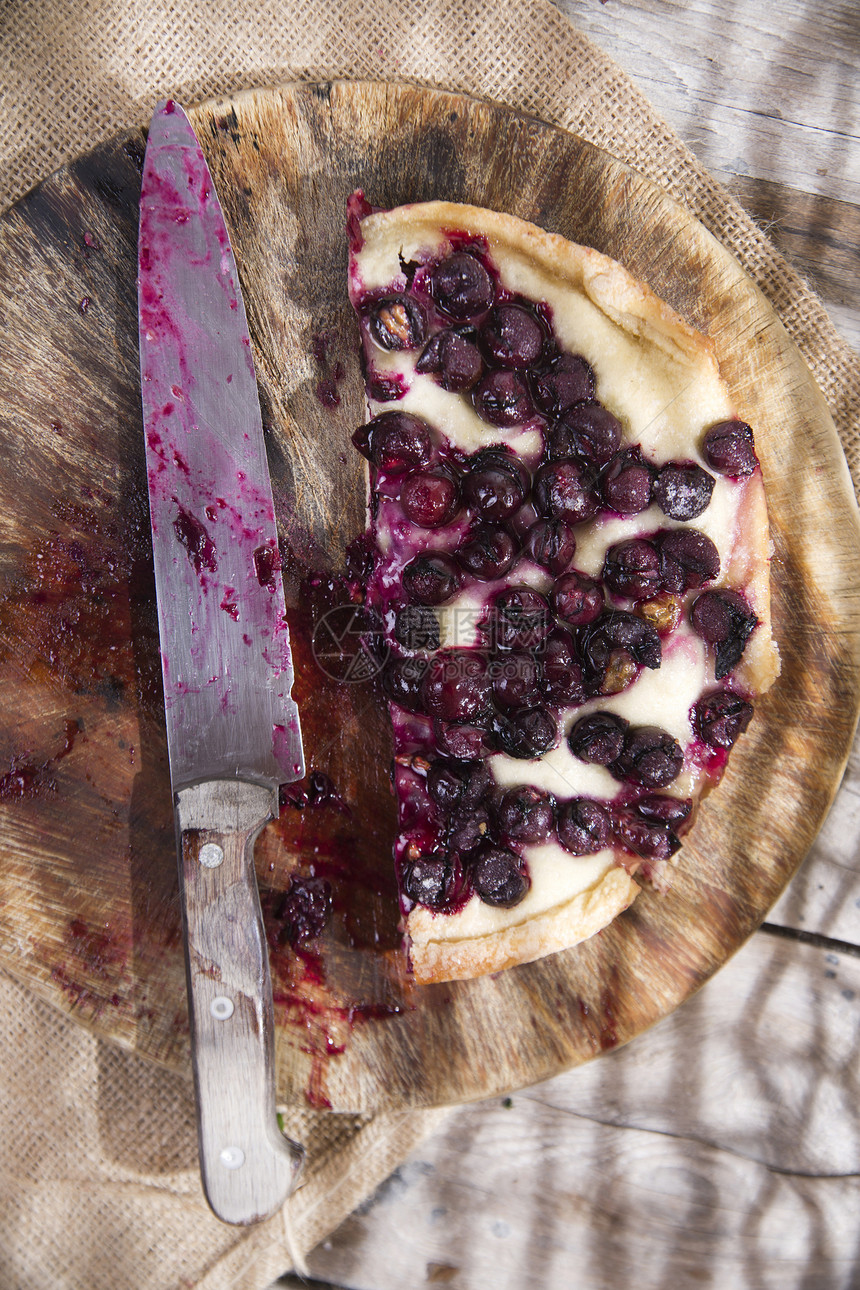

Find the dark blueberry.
[
  {"left": 472, "top": 369, "right": 535, "bottom": 426},
  {"left": 690, "top": 589, "right": 758, "bottom": 679},
  {"left": 470, "top": 843, "right": 530, "bottom": 907},
  {"left": 479, "top": 303, "right": 546, "bottom": 370},
  {"left": 556, "top": 799, "right": 610, "bottom": 855},
  {"left": 531, "top": 352, "right": 595, "bottom": 417},
  {"left": 422, "top": 649, "right": 492, "bottom": 723},
  {"left": 611, "top": 808, "right": 680, "bottom": 861},
  {"left": 613, "top": 726, "right": 684, "bottom": 788},
  {"left": 603, "top": 538, "right": 662, "bottom": 600},
  {"left": 426, "top": 760, "right": 491, "bottom": 815},
  {"left": 456, "top": 525, "right": 519, "bottom": 581},
  {"left": 526, "top": 518, "right": 577, "bottom": 575},
  {"left": 426, "top": 760, "right": 467, "bottom": 812},
  {"left": 463, "top": 449, "right": 530, "bottom": 520},
  {"left": 365, "top": 295, "right": 427, "bottom": 351},
  {"left": 276, "top": 876, "right": 332, "bottom": 944},
  {"left": 495, "top": 785, "right": 556, "bottom": 844},
  {"left": 400, "top": 469, "right": 460, "bottom": 528},
  {"left": 415, "top": 329, "right": 484, "bottom": 392},
  {"left": 434, "top": 721, "right": 487, "bottom": 759},
  {"left": 306, "top": 771, "right": 344, "bottom": 808},
  {"left": 636, "top": 795, "right": 692, "bottom": 826},
  {"left": 490, "top": 652, "right": 542, "bottom": 710},
  {"left": 402, "top": 552, "right": 462, "bottom": 605},
  {"left": 487, "top": 586, "right": 552, "bottom": 650},
  {"left": 401, "top": 853, "right": 453, "bottom": 910},
  {"left": 656, "top": 529, "right": 720, "bottom": 593},
  {"left": 578, "top": 611, "right": 662, "bottom": 690},
  {"left": 509, "top": 499, "right": 540, "bottom": 543},
  {"left": 366, "top": 371, "right": 409, "bottom": 402},
  {"left": 540, "top": 628, "right": 586, "bottom": 706},
  {"left": 703, "top": 419, "right": 759, "bottom": 477},
  {"left": 549, "top": 404, "right": 622, "bottom": 466},
  {"left": 551, "top": 571, "right": 604, "bottom": 626},
  {"left": 345, "top": 532, "right": 376, "bottom": 582},
  {"left": 602, "top": 613, "right": 662, "bottom": 668},
  {"left": 430, "top": 252, "right": 495, "bottom": 321},
  {"left": 353, "top": 411, "right": 433, "bottom": 474},
  {"left": 601, "top": 447, "right": 653, "bottom": 514},
  {"left": 447, "top": 803, "right": 491, "bottom": 856},
  {"left": 694, "top": 690, "right": 754, "bottom": 749},
  {"left": 381, "top": 656, "right": 429, "bottom": 711},
  {"left": 460, "top": 761, "right": 495, "bottom": 805},
  {"left": 394, "top": 605, "right": 441, "bottom": 652},
  {"left": 567, "top": 711, "right": 628, "bottom": 765},
  {"left": 532, "top": 461, "right": 599, "bottom": 526},
  {"left": 576, "top": 626, "right": 610, "bottom": 690},
  {"left": 690, "top": 590, "right": 739, "bottom": 643},
  {"left": 492, "top": 706, "right": 558, "bottom": 759},
  {"left": 653, "top": 462, "right": 715, "bottom": 521}
]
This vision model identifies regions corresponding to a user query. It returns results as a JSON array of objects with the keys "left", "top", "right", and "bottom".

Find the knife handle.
[{"left": 175, "top": 779, "right": 304, "bottom": 1225}]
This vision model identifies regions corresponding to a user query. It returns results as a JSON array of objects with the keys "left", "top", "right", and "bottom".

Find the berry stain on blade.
[
  {"left": 173, "top": 506, "right": 217, "bottom": 576},
  {"left": 346, "top": 197, "right": 779, "bottom": 984}
]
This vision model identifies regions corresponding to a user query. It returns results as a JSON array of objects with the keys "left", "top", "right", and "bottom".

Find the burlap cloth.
[{"left": 1, "top": 2, "right": 858, "bottom": 1288}]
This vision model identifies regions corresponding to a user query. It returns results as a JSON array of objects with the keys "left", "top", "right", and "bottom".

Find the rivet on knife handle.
[{"left": 176, "top": 780, "right": 304, "bottom": 1224}]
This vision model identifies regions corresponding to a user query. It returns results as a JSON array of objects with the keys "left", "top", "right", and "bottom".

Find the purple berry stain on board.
[{"left": 0, "top": 719, "right": 82, "bottom": 801}]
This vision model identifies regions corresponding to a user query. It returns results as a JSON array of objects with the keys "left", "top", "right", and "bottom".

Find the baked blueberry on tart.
[{"left": 347, "top": 195, "right": 780, "bottom": 985}]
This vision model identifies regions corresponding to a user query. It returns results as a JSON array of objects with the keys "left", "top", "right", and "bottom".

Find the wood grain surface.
[
  {"left": 557, "top": 0, "right": 860, "bottom": 358},
  {"left": 0, "top": 81, "right": 858, "bottom": 1114}
]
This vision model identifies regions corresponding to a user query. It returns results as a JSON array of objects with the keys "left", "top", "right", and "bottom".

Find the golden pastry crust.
[
  {"left": 358, "top": 202, "right": 713, "bottom": 351},
  {"left": 725, "top": 469, "right": 779, "bottom": 693},
  {"left": 408, "top": 863, "right": 640, "bottom": 985},
  {"left": 350, "top": 198, "right": 780, "bottom": 985}
]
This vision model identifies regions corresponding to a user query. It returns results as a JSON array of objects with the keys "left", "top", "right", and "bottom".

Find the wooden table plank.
[
  {"left": 554, "top": 0, "right": 860, "bottom": 205},
  {"left": 553, "top": 0, "right": 860, "bottom": 355},
  {"left": 766, "top": 742, "right": 860, "bottom": 943},
  {"left": 725, "top": 178, "right": 860, "bottom": 355},
  {"left": 288, "top": 934, "right": 860, "bottom": 1290}
]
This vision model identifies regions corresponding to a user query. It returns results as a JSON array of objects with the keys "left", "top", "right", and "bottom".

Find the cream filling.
[
  {"left": 435, "top": 561, "right": 552, "bottom": 649},
  {"left": 412, "top": 620, "right": 709, "bottom": 947},
  {"left": 369, "top": 355, "right": 543, "bottom": 456},
  {"left": 354, "top": 209, "right": 764, "bottom": 954},
  {"left": 409, "top": 842, "right": 616, "bottom": 942},
  {"left": 490, "top": 622, "right": 708, "bottom": 800},
  {"left": 355, "top": 217, "right": 734, "bottom": 462}
]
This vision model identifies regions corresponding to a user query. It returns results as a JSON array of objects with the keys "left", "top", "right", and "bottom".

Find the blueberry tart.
[{"left": 348, "top": 196, "right": 779, "bottom": 984}]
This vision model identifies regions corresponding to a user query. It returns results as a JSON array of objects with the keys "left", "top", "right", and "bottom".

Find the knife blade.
[{"left": 138, "top": 98, "right": 305, "bottom": 1225}]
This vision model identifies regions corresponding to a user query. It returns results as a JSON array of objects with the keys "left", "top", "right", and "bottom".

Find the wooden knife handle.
[{"left": 175, "top": 779, "right": 304, "bottom": 1225}]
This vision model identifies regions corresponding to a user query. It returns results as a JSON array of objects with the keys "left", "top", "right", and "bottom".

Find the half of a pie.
[{"left": 347, "top": 197, "right": 779, "bottom": 985}]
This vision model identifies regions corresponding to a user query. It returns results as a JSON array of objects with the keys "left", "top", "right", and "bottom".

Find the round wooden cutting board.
[{"left": 0, "top": 81, "right": 858, "bottom": 1113}]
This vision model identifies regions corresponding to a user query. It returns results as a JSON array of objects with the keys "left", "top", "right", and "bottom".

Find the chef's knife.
[{"left": 138, "top": 99, "right": 305, "bottom": 1225}]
